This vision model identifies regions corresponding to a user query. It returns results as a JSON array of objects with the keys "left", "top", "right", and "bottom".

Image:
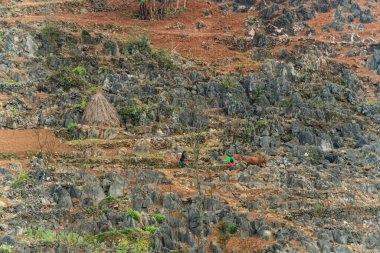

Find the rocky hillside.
[{"left": 0, "top": 0, "right": 379, "bottom": 253}]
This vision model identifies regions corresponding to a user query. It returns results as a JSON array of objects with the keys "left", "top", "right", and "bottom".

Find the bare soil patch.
[{"left": 0, "top": 129, "right": 72, "bottom": 155}]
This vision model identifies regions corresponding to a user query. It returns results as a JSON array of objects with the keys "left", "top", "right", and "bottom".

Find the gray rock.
[
  {"left": 52, "top": 186, "right": 73, "bottom": 209},
  {"left": 108, "top": 174, "right": 127, "bottom": 198},
  {"left": 163, "top": 192, "right": 183, "bottom": 211},
  {"left": 83, "top": 174, "right": 106, "bottom": 204},
  {"left": 210, "top": 241, "right": 223, "bottom": 253},
  {"left": 333, "top": 246, "right": 352, "bottom": 253}
]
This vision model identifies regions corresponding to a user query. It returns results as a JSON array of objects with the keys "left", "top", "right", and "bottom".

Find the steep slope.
[{"left": 0, "top": 0, "right": 379, "bottom": 253}]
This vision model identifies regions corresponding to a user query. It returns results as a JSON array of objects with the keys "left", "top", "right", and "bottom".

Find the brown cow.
[{"left": 233, "top": 154, "right": 267, "bottom": 167}]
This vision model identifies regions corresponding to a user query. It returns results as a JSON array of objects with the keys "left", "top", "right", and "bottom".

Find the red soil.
[{"left": 0, "top": 129, "right": 72, "bottom": 155}]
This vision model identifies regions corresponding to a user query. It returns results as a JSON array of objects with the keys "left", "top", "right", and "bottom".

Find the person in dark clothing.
[
  {"left": 134, "top": 154, "right": 138, "bottom": 166},
  {"left": 179, "top": 151, "right": 187, "bottom": 168}
]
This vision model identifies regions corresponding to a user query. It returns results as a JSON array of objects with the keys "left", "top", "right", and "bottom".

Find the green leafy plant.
[
  {"left": 222, "top": 76, "right": 239, "bottom": 89},
  {"left": 11, "top": 172, "right": 34, "bottom": 189},
  {"left": 136, "top": 227, "right": 148, "bottom": 235},
  {"left": 152, "top": 213, "right": 166, "bottom": 223},
  {"left": 67, "top": 123, "right": 77, "bottom": 132},
  {"left": 240, "top": 121, "right": 255, "bottom": 144},
  {"left": 244, "top": 15, "right": 255, "bottom": 27},
  {"left": 27, "top": 227, "right": 85, "bottom": 245},
  {"left": 0, "top": 31, "right": 5, "bottom": 41},
  {"left": 126, "top": 36, "right": 151, "bottom": 55},
  {"left": 0, "top": 243, "right": 14, "bottom": 253},
  {"left": 116, "top": 238, "right": 150, "bottom": 253},
  {"left": 48, "top": 67, "right": 88, "bottom": 91},
  {"left": 72, "top": 66, "right": 87, "bottom": 76},
  {"left": 127, "top": 210, "right": 141, "bottom": 222},
  {"left": 153, "top": 49, "right": 175, "bottom": 70},
  {"left": 41, "top": 22, "right": 62, "bottom": 42},
  {"left": 89, "top": 229, "right": 134, "bottom": 243},
  {"left": 71, "top": 98, "right": 87, "bottom": 109},
  {"left": 227, "top": 223, "right": 238, "bottom": 234},
  {"left": 104, "top": 195, "right": 117, "bottom": 202},
  {"left": 90, "top": 85, "right": 99, "bottom": 91},
  {"left": 27, "top": 227, "right": 55, "bottom": 242},
  {"left": 117, "top": 105, "right": 152, "bottom": 125},
  {"left": 145, "top": 226, "right": 158, "bottom": 234}
]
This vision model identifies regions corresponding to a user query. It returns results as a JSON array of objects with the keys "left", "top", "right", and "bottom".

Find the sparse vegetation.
[
  {"left": 67, "top": 123, "right": 78, "bottom": 132},
  {"left": 0, "top": 244, "right": 14, "bottom": 253},
  {"left": 123, "top": 36, "right": 151, "bottom": 55},
  {"left": 227, "top": 223, "right": 238, "bottom": 234},
  {"left": 40, "top": 22, "right": 62, "bottom": 42},
  {"left": 103, "top": 195, "right": 117, "bottom": 203},
  {"left": 145, "top": 226, "right": 159, "bottom": 234},
  {"left": 11, "top": 172, "right": 34, "bottom": 189},
  {"left": 153, "top": 49, "right": 175, "bottom": 70},
  {"left": 71, "top": 98, "right": 87, "bottom": 109},
  {"left": 244, "top": 15, "right": 255, "bottom": 27},
  {"left": 152, "top": 213, "right": 166, "bottom": 223},
  {"left": 117, "top": 104, "right": 153, "bottom": 125},
  {"left": 222, "top": 76, "right": 239, "bottom": 89},
  {"left": 48, "top": 67, "right": 88, "bottom": 91},
  {"left": 72, "top": 66, "right": 87, "bottom": 76},
  {"left": 127, "top": 210, "right": 141, "bottom": 222},
  {"left": 0, "top": 30, "right": 4, "bottom": 41}
]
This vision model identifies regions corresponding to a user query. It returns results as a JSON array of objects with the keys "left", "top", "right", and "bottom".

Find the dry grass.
[{"left": 81, "top": 93, "right": 121, "bottom": 127}]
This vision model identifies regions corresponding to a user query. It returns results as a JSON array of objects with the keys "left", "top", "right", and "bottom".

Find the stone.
[
  {"left": 108, "top": 174, "right": 126, "bottom": 198},
  {"left": 52, "top": 186, "right": 73, "bottom": 209},
  {"left": 211, "top": 241, "right": 223, "bottom": 253}
]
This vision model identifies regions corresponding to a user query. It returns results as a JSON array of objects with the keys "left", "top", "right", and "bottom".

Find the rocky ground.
[{"left": 0, "top": 0, "right": 379, "bottom": 252}]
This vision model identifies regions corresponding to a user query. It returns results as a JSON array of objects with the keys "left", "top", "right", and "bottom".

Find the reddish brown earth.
[
  {"left": 0, "top": 129, "right": 72, "bottom": 155},
  {"left": 1, "top": 0, "right": 380, "bottom": 79}
]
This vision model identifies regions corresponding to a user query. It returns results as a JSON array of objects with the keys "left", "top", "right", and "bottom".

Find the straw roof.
[{"left": 81, "top": 93, "right": 121, "bottom": 127}]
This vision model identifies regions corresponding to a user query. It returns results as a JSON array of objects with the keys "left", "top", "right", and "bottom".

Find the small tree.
[{"left": 33, "top": 128, "right": 59, "bottom": 165}]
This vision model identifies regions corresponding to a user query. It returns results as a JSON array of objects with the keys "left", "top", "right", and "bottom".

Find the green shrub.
[
  {"left": 0, "top": 31, "right": 5, "bottom": 41},
  {"left": 153, "top": 49, "right": 175, "bottom": 70},
  {"left": 27, "top": 227, "right": 85, "bottom": 245},
  {"left": 126, "top": 36, "right": 151, "bottom": 55},
  {"left": 152, "top": 213, "right": 166, "bottom": 223},
  {"left": 67, "top": 123, "right": 77, "bottom": 132},
  {"left": 41, "top": 23, "right": 62, "bottom": 42},
  {"left": 244, "top": 15, "right": 255, "bottom": 27},
  {"left": 117, "top": 105, "right": 152, "bottom": 125},
  {"left": 0, "top": 243, "right": 14, "bottom": 253},
  {"left": 57, "top": 231, "right": 84, "bottom": 244},
  {"left": 217, "top": 221, "right": 229, "bottom": 233},
  {"left": 27, "top": 227, "right": 55, "bottom": 242},
  {"left": 127, "top": 210, "right": 141, "bottom": 222},
  {"left": 90, "top": 85, "right": 99, "bottom": 91},
  {"left": 11, "top": 172, "right": 33, "bottom": 189},
  {"left": 117, "top": 238, "right": 150, "bottom": 253},
  {"left": 72, "top": 66, "right": 87, "bottom": 76},
  {"left": 90, "top": 229, "right": 133, "bottom": 243},
  {"left": 71, "top": 98, "right": 87, "bottom": 109},
  {"left": 222, "top": 76, "right": 239, "bottom": 89},
  {"left": 48, "top": 67, "right": 88, "bottom": 91},
  {"left": 135, "top": 227, "right": 147, "bottom": 235},
  {"left": 240, "top": 122, "right": 255, "bottom": 144},
  {"left": 104, "top": 195, "right": 117, "bottom": 202},
  {"left": 227, "top": 223, "right": 238, "bottom": 234},
  {"left": 145, "top": 226, "right": 158, "bottom": 234}
]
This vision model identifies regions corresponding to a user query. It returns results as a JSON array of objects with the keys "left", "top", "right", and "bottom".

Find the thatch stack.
[{"left": 81, "top": 93, "right": 121, "bottom": 127}]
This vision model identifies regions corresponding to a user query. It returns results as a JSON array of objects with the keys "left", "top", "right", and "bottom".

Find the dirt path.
[{"left": 0, "top": 129, "right": 72, "bottom": 155}]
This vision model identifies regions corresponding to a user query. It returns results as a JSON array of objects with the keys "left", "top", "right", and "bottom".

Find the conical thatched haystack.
[{"left": 81, "top": 93, "right": 121, "bottom": 127}]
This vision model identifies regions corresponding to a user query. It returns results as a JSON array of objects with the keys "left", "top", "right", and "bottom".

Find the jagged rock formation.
[{"left": 0, "top": 0, "right": 379, "bottom": 252}]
